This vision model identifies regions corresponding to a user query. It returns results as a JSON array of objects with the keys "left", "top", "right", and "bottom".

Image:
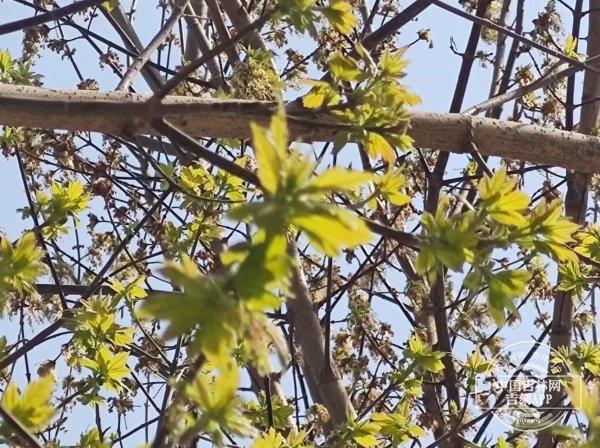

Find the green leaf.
[
  {"left": 372, "top": 409, "right": 425, "bottom": 447},
  {"left": 138, "top": 258, "right": 239, "bottom": 368},
  {"left": 300, "top": 167, "right": 372, "bottom": 196},
  {"left": 0, "top": 50, "right": 11, "bottom": 74},
  {"left": 416, "top": 197, "right": 477, "bottom": 275},
  {"left": 568, "top": 378, "right": 599, "bottom": 421},
  {"left": 244, "top": 394, "right": 294, "bottom": 429},
  {"left": 252, "top": 123, "right": 282, "bottom": 195},
  {"left": 0, "top": 232, "right": 46, "bottom": 308},
  {"left": 479, "top": 168, "right": 529, "bottom": 227},
  {"left": 227, "top": 232, "right": 291, "bottom": 310},
  {"left": 1, "top": 374, "right": 55, "bottom": 434},
  {"left": 577, "top": 224, "right": 600, "bottom": 261},
  {"left": 348, "top": 421, "right": 381, "bottom": 448},
  {"left": 330, "top": 52, "right": 362, "bottom": 82},
  {"left": 466, "top": 349, "right": 494, "bottom": 373},
  {"left": 277, "top": 0, "right": 318, "bottom": 35},
  {"left": 140, "top": 253, "right": 287, "bottom": 376},
  {"left": 82, "top": 345, "right": 130, "bottom": 391},
  {"left": 486, "top": 269, "right": 530, "bottom": 327},
  {"left": 252, "top": 428, "right": 310, "bottom": 448},
  {"left": 109, "top": 276, "right": 147, "bottom": 302},
  {"left": 568, "top": 342, "right": 600, "bottom": 375},
  {"left": 179, "top": 165, "right": 216, "bottom": 195},
  {"left": 253, "top": 428, "right": 286, "bottom": 448},
  {"left": 302, "top": 80, "right": 340, "bottom": 109},
  {"left": 185, "top": 364, "right": 256, "bottom": 446},
  {"left": 404, "top": 335, "right": 444, "bottom": 373},
  {"left": 323, "top": 0, "right": 357, "bottom": 34},
  {"left": 379, "top": 51, "right": 409, "bottom": 79},
  {"left": 290, "top": 204, "right": 372, "bottom": 256},
  {"left": 240, "top": 113, "right": 374, "bottom": 258},
  {"left": 525, "top": 200, "right": 580, "bottom": 263},
  {"left": 362, "top": 132, "right": 395, "bottom": 162},
  {"left": 101, "top": 0, "right": 118, "bottom": 12},
  {"left": 38, "top": 180, "right": 90, "bottom": 238},
  {"left": 78, "top": 428, "right": 109, "bottom": 448},
  {"left": 564, "top": 34, "right": 580, "bottom": 60},
  {"left": 375, "top": 168, "right": 411, "bottom": 206},
  {"left": 557, "top": 261, "right": 590, "bottom": 298},
  {"left": 0, "top": 49, "right": 36, "bottom": 85}
]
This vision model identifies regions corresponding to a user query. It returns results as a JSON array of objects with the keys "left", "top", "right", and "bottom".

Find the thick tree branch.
[
  {"left": 287, "top": 245, "right": 356, "bottom": 428},
  {"left": 2, "top": 84, "right": 600, "bottom": 173},
  {"left": 218, "top": 0, "right": 267, "bottom": 52},
  {"left": 184, "top": 2, "right": 227, "bottom": 88}
]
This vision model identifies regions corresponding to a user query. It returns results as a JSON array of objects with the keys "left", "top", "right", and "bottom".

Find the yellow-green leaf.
[
  {"left": 486, "top": 269, "right": 530, "bottom": 327},
  {"left": 376, "top": 168, "right": 411, "bottom": 206},
  {"left": 0, "top": 232, "right": 46, "bottom": 301},
  {"left": 1, "top": 374, "right": 55, "bottom": 433},
  {"left": 323, "top": 0, "right": 357, "bottom": 34},
  {"left": 404, "top": 335, "right": 445, "bottom": 373},
  {"left": 526, "top": 200, "right": 580, "bottom": 263},
  {"left": 330, "top": 52, "right": 362, "bottom": 81},
  {"left": 291, "top": 205, "right": 372, "bottom": 256},
  {"left": 82, "top": 346, "right": 130, "bottom": 391},
  {"left": 363, "top": 132, "right": 395, "bottom": 162},
  {"left": 101, "top": 0, "right": 118, "bottom": 11},
  {"left": 252, "top": 122, "right": 282, "bottom": 195},
  {"left": 301, "top": 167, "right": 372, "bottom": 196},
  {"left": 466, "top": 349, "right": 494, "bottom": 373},
  {"left": 379, "top": 51, "right": 409, "bottom": 79},
  {"left": 253, "top": 428, "right": 286, "bottom": 448},
  {"left": 479, "top": 168, "right": 530, "bottom": 227}
]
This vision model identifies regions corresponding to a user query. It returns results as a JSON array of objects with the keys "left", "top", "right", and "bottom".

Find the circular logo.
[{"left": 474, "top": 341, "right": 574, "bottom": 432}]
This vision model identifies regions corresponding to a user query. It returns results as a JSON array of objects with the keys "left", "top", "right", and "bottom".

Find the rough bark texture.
[
  {"left": 218, "top": 0, "right": 267, "bottom": 51},
  {"left": 183, "top": 3, "right": 226, "bottom": 87},
  {"left": 286, "top": 246, "right": 356, "bottom": 428},
  {"left": 202, "top": 0, "right": 241, "bottom": 63},
  {"left": 4, "top": 84, "right": 600, "bottom": 173}
]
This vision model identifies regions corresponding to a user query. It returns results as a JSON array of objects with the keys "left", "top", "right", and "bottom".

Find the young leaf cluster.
[
  {"left": 0, "top": 49, "right": 36, "bottom": 85},
  {"left": 0, "top": 232, "right": 46, "bottom": 313},
  {"left": 34, "top": 181, "right": 90, "bottom": 238},
  {"left": 418, "top": 168, "right": 580, "bottom": 327},
  {"left": 232, "top": 110, "right": 373, "bottom": 257},
  {"left": 277, "top": 0, "right": 357, "bottom": 36},
  {"left": 302, "top": 50, "right": 420, "bottom": 162}
]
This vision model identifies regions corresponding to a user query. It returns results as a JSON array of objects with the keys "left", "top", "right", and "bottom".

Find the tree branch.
[
  {"left": 0, "top": 0, "right": 103, "bottom": 36},
  {"left": 0, "top": 405, "right": 44, "bottom": 448},
  {"left": 2, "top": 84, "right": 600, "bottom": 173}
]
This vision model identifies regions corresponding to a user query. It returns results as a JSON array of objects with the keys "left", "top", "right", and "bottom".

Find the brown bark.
[
  {"left": 202, "top": 0, "right": 241, "bottom": 64},
  {"left": 218, "top": 0, "right": 267, "bottom": 52},
  {"left": 286, "top": 246, "right": 356, "bottom": 429},
  {"left": 183, "top": 3, "right": 227, "bottom": 87},
  {"left": 3, "top": 84, "right": 600, "bottom": 173}
]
